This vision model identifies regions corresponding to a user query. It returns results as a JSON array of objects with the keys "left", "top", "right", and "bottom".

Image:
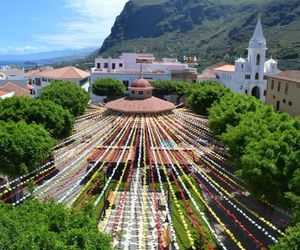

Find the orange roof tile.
[
  {"left": 213, "top": 64, "right": 235, "bottom": 72},
  {"left": 106, "top": 96, "right": 175, "bottom": 114},
  {"left": 270, "top": 70, "right": 300, "bottom": 83},
  {"left": 35, "top": 66, "right": 90, "bottom": 79},
  {"left": 0, "top": 82, "right": 31, "bottom": 97},
  {"left": 0, "top": 90, "right": 9, "bottom": 97}
]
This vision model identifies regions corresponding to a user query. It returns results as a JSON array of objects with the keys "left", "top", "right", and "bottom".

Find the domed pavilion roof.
[{"left": 130, "top": 78, "right": 153, "bottom": 89}]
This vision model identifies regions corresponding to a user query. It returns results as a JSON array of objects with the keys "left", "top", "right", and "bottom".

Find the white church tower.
[
  {"left": 209, "top": 17, "right": 279, "bottom": 102},
  {"left": 247, "top": 17, "right": 267, "bottom": 98}
]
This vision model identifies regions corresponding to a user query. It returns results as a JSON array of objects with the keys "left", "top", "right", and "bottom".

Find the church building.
[{"left": 203, "top": 18, "right": 279, "bottom": 101}]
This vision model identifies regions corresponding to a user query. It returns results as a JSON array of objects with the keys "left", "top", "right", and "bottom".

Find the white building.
[
  {"left": 0, "top": 65, "right": 25, "bottom": 80},
  {"left": 90, "top": 53, "right": 197, "bottom": 102},
  {"left": 203, "top": 18, "right": 279, "bottom": 101},
  {"left": 29, "top": 66, "right": 90, "bottom": 97}
]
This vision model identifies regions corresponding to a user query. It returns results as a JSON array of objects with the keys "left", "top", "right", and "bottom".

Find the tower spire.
[{"left": 251, "top": 16, "right": 265, "bottom": 41}]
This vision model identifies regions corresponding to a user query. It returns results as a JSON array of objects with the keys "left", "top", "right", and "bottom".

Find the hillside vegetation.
[{"left": 98, "top": 0, "right": 300, "bottom": 70}]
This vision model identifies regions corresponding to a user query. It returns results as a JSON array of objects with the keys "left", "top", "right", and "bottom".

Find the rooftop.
[
  {"left": 106, "top": 96, "right": 175, "bottom": 114},
  {"left": 213, "top": 64, "right": 235, "bottom": 72},
  {"left": 270, "top": 70, "right": 300, "bottom": 83},
  {"left": 35, "top": 66, "right": 90, "bottom": 79},
  {"left": 0, "top": 82, "right": 31, "bottom": 97}
]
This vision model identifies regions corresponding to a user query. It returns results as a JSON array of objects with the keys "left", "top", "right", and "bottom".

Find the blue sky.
[{"left": 0, "top": 0, "right": 128, "bottom": 55}]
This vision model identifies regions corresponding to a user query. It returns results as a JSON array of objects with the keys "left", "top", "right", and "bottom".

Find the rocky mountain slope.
[{"left": 98, "top": 0, "right": 300, "bottom": 70}]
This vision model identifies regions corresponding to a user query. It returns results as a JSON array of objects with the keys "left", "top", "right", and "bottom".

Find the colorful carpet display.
[{"left": 0, "top": 107, "right": 290, "bottom": 250}]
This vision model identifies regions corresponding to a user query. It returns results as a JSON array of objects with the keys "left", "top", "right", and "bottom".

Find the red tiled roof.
[
  {"left": 25, "top": 69, "right": 42, "bottom": 78},
  {"left": 130, "top": 78, "right": 153, "bottom": 88},
  {"left": 0, "top": 82, "right": 31, "bottom": 97},
  {"left": 35, "top": 66, "right": 90, "bottom": 79},
  {"left": 207, "top": 61, "right": 229, "bottom": 69},
  {"left": 269, "top": 70, "right": 300, "bottom": 83},
  {"left": 106, "top": 96, "right": 175, "bottom": 114},
  {"left": 0, "top": 90, "right": 9, "bottom": 97}
]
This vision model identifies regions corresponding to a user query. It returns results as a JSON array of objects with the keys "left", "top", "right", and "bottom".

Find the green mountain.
[{"left": 98, "top": 0, "right": 300, "bottom": 70}]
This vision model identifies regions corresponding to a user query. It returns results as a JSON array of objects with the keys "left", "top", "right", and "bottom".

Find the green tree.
[
  {"left": 41, "top": 81, "right": 90, "bottom": 117},
  {"left": 188, "top": 82, "right": 230, "bottom": 115},
  {"left": 0, "top": 97, "right": 74, "bottom": 139},
  {"left": 92, "top": 78, "right": 125, "bottom": 98},
  {"left": 0, "top": 199, "right": 112, "bottom": 250},
  {"left": 221, "top": 108, "right": 300, "bottom": 204},
  {"left": 0, "top": 121, "right": 55, "bottom": 177},
  {"left": 208, "top": 93, "right": 264, "bottom": 136},
  {"left": 271, "top": 223, "right": 300, "bottom": 250}
]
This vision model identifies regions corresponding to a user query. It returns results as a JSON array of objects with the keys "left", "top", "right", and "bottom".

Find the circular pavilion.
[{"left": 106, "top": 78, "right": 175, "bottom": 114}]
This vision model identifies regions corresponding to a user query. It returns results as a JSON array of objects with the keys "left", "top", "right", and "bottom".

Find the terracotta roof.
[
  {"left": 25, "top": 69, "right": 43, "bottom": 78},
  {"left": 137, "top": 56, "right": 155, "bottom": 60},
  {"left": 130, "top": 78, "right": 152, "bottom": 88},
  {"left": 213, "top": 64, "right": 235, "bottom": 72},
  {"left": 207, "top": 61, "right": 229, "bottom": 69},
  {"left": 0, "top": 90, "right": 9, "bottom": 97},
  {"left": 269, "top": 70, "right": 300, "bottom": 83},
  {"left": 106, "top": 96, "right": 175, "bottom": 114},
  {"left": 35, "top": 66, "right": 90, "bottom": 79},
  {"left": 0, "top": 82, "right": 31, "bottom": 97}
]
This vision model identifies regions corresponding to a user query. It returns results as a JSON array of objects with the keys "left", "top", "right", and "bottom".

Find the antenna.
[{"left": 139, "top": 64, "right": 143, "bottom": 79}]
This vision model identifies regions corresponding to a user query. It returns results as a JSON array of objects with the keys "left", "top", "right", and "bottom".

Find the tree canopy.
[
  {"left": 92, "top": 78, "right": 126, "bottom": 98},
  {"left": 270, "top": 223, "right": 300, "bottom": 250},
  {"left": 0, "top": 121, "right": 55, "bottom": 177},
  {"left": 208, "top": 93, "right": 264, "bottom": 136},
  {"left": 41, "top": 81, "right": 90, "bottom": 117},
  {"left": 0, "top": 199, "right": 112, "bottom": 250},
  {"left": 0, "top": 97, "right": 74, "bottom": 139},
  {"left": 151, "top": 80, "right": 190, "bottom": 98},
  {"left": 188, "top": 82, "right": 230, "bottom": 116}
]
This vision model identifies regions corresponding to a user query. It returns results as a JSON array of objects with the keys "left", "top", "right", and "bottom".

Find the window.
[
  {"left": 131, "top": 91, "right": 135, "bottom": 94},
  {"left": 273, "top": 95, "right": 276, "bottom": 99},
  {"left": 138, "top": 91, "right": 143, "bottom": 95},
  {"left": 112, "top": 63, "right": 116, "bottom": 70},
  {"left": 240, "top": 86, "right": 243, "bottom": 90},
  {"left": 289, "top": 101, "right": 293, "bottom": 106},
  {"left": 42, "top": 78, "right": 47, "bottom": 82},
  {"left": 245, "top": 74, "right": 250, "bottom": 80},
  {"left": 263, "top": 90, "right": 266, "bottom": 96},
  {"left": 271, "top": 80, "right": 274, "bottom": 90},
  {"left": 256, "top": 54, "right": 260, "bottom": 66},
  {"left": 104, "top": 63, "right": 108, "bottom": 69},
  {"left": 263, "top": 75, "right": 267, "bottom": 80},
  {"left": 277, "top": 82, "right": 281, "bottom": 92},
  {"left": 285, "top": 83, "right": 289, "bottom": 95},
  {"left": 35, "top": 78, "right": 41, "bottom": 86},
  {"left": 283, "top": 99, "right": 286, "bottom": 103},
  {"left": 119, "top": 63, "right": 123, "bottom": 68},
  {"left": 97, "top": 63, "right": 101, "bottom": 69},
  {"left": 255, "top": 73, "right": 259, "bottom": 80}
]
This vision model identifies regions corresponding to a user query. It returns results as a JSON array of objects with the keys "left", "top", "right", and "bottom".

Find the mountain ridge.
[{"left": 98, "top": 0, "right": 300, "bottom": 70}]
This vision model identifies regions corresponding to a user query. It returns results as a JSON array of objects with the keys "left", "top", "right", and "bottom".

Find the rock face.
[{"left": 98, "top": 0, "right": 300, "bottom": 69}]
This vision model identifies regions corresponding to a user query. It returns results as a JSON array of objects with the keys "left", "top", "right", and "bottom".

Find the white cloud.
[{"left": 34, "top": 0, "right": 128, "bottom": 49}]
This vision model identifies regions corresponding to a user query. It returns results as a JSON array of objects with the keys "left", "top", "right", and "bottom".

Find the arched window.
[
  {"left": 256, "top": 54, "right": 260, "bottom": 66},
  {"left": 255, "top": 72, "right": 259, "bottom": 80}
]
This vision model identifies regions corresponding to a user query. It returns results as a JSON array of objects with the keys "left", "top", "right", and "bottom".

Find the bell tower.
[{"left": 247, "top": 17, "right": 267, "bottom": 86}]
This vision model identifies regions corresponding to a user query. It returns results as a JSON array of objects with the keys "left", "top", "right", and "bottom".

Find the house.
[
  {"left": 0, "top": 82, "right": 31, "bottom": 99},
  {"left": 30, "top": 66, "right": 90, "bottom": 97},
  {"left": 266, "top": 71, "right": 300, "bottom": 117}
]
